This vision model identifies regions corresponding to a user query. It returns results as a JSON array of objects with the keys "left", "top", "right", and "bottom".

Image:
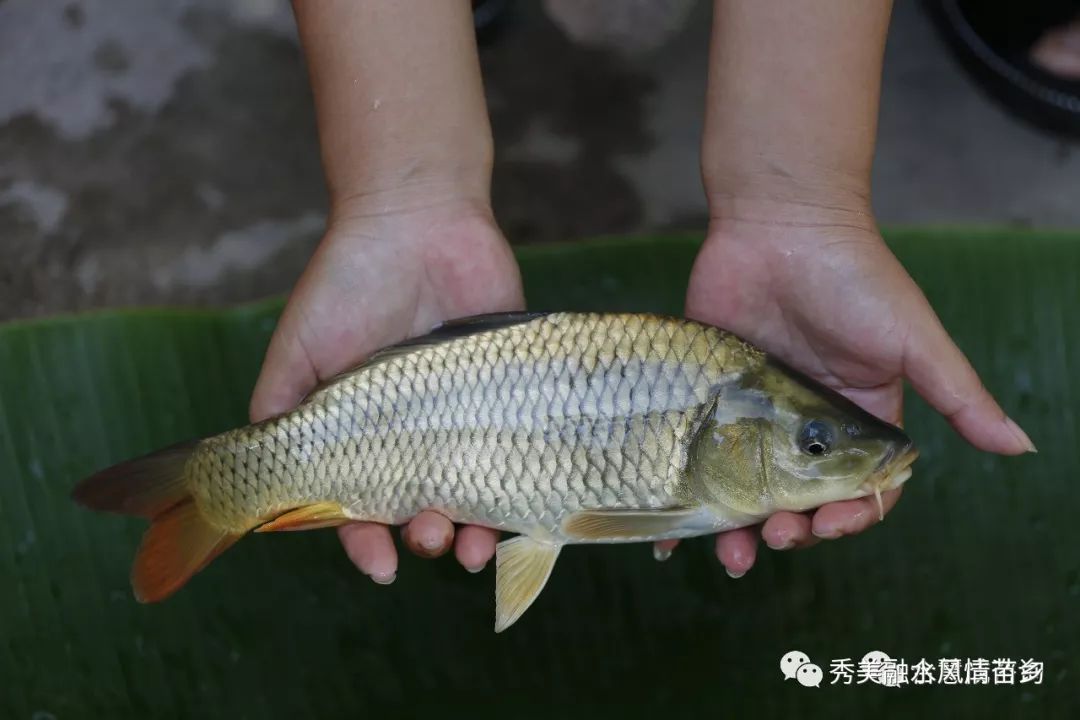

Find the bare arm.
[
  {"left": 702, "top": 0, "right": 892, "bottom": 214},
  {"left": 291, "top": 0, "right": 494, "bottom": 209}
]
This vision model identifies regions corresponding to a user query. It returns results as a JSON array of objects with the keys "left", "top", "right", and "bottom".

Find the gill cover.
[{"left": 686, "top": 359, "right": 915, "bottom": 517}]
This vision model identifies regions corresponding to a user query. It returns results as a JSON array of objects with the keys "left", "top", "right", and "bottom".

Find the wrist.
[
  {"left": 321, "top": 187, "right": 503, "bottom": 266},
  {"left": 326, "top": 157, "right": 495, "bottom": 225},
  {"left": 703, "top": 181, "right": 877, "bottom": 241},
  {"left": 700, "top": 194, "right": 884, "bottom": 271},
  {"left": 321, "top": 118, "right": 495, "bottom": 218},
  {"left": 701, "top": 132, "right": 875, "bottom": 222}
]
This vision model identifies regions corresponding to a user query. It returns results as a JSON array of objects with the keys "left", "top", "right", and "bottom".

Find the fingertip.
[
  {"left": 1005, "top": 416, "right": 1038, "bottom": 454},
  {"left": 247, "top": 314, "right": 319, "bottom": 423},
  {"left": 248, "top": 376, "right": 286, "bottom": 424},
  {"left": 403, "top": 511, "right": 455, "bottom": 558},
  {"left": 904, "top": 326, "right": 1034, "bottom": 456},
  {"left": 762, "top": 512, "right": 815, "bottom": 550},
  {"left": 716, "top": 529, "right": 757, "bottom": 577},
  {"left": 248, "top": 361, "right": 314, "bottom": 423},
  {"left": 653, "top": 538, "right": 679, "bottom": 562},
  {"left": 338, "top": 522, "right": 398, "bottom": 584},
  {"left": 949, "top": 411, "right": 1037, "bottom": 456},
  {"left": 455, "top": 525, "right": 499, "bottom": 572}
]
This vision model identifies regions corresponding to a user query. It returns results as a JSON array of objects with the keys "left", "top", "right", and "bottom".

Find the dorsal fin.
[{"left": 303, "top": 311, "right": 551, "bottom": 400}]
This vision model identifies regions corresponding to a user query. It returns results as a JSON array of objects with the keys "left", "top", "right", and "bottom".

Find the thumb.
[
  {"left": 903, "top": 311, "right": 1035, "bottom": 456},
  {"left": 249, "top": 306, "right": 320, "bottom": 423}
]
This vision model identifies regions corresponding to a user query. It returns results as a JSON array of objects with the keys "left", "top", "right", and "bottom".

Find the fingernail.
[
  {"left": 766, "top": 537, "right": 794, "bottom": 551},
  {"left": 370, "top": 572, "right": 396, "bottom": 585},
  {"left": 1006, "top": 417, "right": 1038, "bottom": 453},
  {"left": 653, "top": 545, "right": 672, "bottom": 562},
  {"left": 812, "top": 528, "right": 841, "bottom": 540},
  {"left": 465, "top": 563, "right": 486, "bottom": 574},
  {"left": 726, "top": 567, "right": 746, "bottom": 579}
]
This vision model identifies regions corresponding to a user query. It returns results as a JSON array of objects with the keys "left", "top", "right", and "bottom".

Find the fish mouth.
[{"left": 860, "top": 444, "right": 920, "bottom": 520}]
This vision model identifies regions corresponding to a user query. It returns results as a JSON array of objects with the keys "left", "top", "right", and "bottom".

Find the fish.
[{"left": 72, "top": 311, "right": 918, "bottom": 632}]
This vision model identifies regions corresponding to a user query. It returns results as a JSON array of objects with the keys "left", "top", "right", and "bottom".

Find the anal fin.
[
  {"left": 562, "top": 507, "right": 702, "bottom": 541},
  {"left": 494, "top": 536, "right": 561, "bottom": 633},
  {"left": 255, "top": 502, "right": 351, "bottom": 532}
]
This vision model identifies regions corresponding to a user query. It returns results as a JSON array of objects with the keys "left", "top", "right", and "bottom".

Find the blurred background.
[
  {"left": 1, "top": 0, "right": 1079, "bottom": 321},
  {"left": 3, "top": 3, "right": 1080, "bottom": 717}
]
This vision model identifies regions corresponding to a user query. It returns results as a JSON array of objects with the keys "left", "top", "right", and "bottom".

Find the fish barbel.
[{"left": 73, "top": 312, "right": 917, "bottom": 631}]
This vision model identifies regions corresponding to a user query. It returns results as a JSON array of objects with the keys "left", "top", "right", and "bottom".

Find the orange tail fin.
[
  {"left": 71, "top": 440, "right": 242, "bottom": 602},
  {"left": 130, "top": 500, "right": 241, "bottom": 602}
]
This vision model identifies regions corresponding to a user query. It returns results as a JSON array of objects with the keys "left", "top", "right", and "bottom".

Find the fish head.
[{"left": 690, "top": 358, "right": 917, "bottom": 520}]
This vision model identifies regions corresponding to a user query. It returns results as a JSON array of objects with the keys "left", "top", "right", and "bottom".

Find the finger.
[
  {"left": 402, "top": 511, "right": 455, "bottom": 558},
  {"left": 716, "top": 528, "right": 758, "bottom": 578},
  {"left": 249, "top": 309, "right": 320, "bottom": 422},
  {"left": 653, "top": 538, "right": 680, "bottom": 562},
  {"left": 248, "top": 239, "right": 403, "bottom": 423},
  {"left": 454, "top": 525, "right": 499, "bottom": 572},
  {"left": 811, "top": 487, "right": 903, "bottom": 539},
  {"left": 338, "top": 522, "right": 398, "bottom": 584},
  {"left": 904, "top": 310, "right": 1035, "bottom": 455},
  {"left": 837, "top": 381, "right": 904, "bottom": 426},
  {"left": 761, "top": 512, "right": 819, "bottom": 551}
]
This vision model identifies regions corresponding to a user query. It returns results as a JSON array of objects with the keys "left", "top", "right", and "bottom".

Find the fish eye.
[{"left": 799, "top": 420, "right": 833, "bottom": 456}]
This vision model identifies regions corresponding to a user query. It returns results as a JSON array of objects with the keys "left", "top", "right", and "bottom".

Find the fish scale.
[
  {"left": 74, "top": 311, "right": 916, "bottom": 630},
  {"left": 187, "top": 313, "right": 744, "bottom": 538}
]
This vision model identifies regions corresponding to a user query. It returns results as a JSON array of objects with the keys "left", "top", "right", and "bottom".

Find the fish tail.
[
  {"left": 72, "top": 440, "right": 242, "bottom": 602},
  {"left": 129, "top": 500, "right": 241, "bottom": 602}
]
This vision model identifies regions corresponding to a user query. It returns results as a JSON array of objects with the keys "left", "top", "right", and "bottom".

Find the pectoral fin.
[
  {"left": 255, "top": 502, "right": 350, "bottom": 532},
  {"left": 563, "top": 507, "right": 702, "bottom": 541},
  {"left": 494, "top": 536, "right": 561, "bottom": 633}
]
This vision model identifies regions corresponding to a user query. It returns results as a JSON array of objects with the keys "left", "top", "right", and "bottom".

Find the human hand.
[
  {"left": 666, "top": 201, "right": 1035, "bottom": 576},
  {"left": 249, "top": 194, "right": 523, "bottom": 583}
]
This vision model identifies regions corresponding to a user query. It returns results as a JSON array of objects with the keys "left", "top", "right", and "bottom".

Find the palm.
[
  {"left": 251, "top": 207, "right": 521, "bottom": 416},
  {"left": 678, "top": 220, "right": 1031, "bottom": 574},
  {"left": 679, "top": 224, "right": 924, "bottom": 571},
  {"left": 250, "top": 203, "right": 522, "bottom": 582},
  {"left": 687, "top": 226, "right": 914, "bottom": 424}
]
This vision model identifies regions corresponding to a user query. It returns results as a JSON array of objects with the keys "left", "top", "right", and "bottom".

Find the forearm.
[
  {"left": 291, "top": 0, "right": 493, "bottom": 211},
  {"left": 702, "top": 0, "right": 893, "bottom": 218}
]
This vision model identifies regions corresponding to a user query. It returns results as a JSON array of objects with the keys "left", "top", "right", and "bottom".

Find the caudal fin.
[
  {"left": 72, "top": 440, "right": 242, "bottom": 602},
  {"left": 72, "top": 440, "right": 196, "bottom": 518},
  {"left": 130, "top": 500, "right": 241, "bottom": 602}
]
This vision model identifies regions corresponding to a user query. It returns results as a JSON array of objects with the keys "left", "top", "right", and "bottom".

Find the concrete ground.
[{"left": 1, "top": 0, "right": 1078, "bottom": 321}]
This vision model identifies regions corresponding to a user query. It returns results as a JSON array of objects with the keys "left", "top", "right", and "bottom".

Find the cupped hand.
[
  {"left": 249, "top": 195, "right": 524, "bottom": 583},
  {"left": 669, "top": 204, "right": 1035, "bottom": 577}
]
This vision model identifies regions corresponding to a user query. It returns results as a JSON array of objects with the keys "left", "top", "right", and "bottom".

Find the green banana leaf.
[{"left": 2, "top": 230, "right": 1077, "bottom": 719}]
